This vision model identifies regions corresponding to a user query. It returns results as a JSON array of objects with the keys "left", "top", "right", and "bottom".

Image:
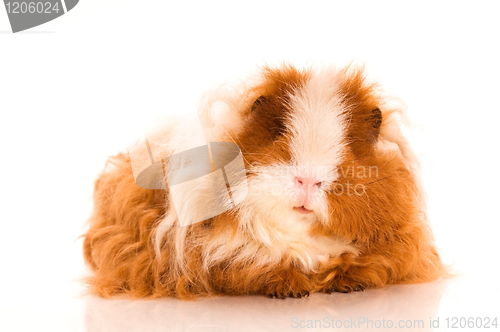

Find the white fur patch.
[{"left": 286, "top": 68, "right": 348, "bottom": 169}]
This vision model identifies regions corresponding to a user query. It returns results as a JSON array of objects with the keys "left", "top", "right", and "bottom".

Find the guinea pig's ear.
[
  {"left": 251, "top": 95, "right": 269, "bottom": 112},
  {"left": 367, "top": 107, "right": 382, "bottom": 141}
]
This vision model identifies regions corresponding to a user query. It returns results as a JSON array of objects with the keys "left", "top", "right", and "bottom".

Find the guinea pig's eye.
[
  {"left": 251, "top": 95, "right": 268, "bottom": 112},
  {"left": 369, "top": 108, "right": 382, "bottom": 129},
  {"left": 275, "top": 122, "right": 286, "bottom": 137},
  {"left": 250, "top": 95, "right": 286, "bottom": 138},
  {"left": 367, "top": 107, "right": 382, "bottom": 140}
]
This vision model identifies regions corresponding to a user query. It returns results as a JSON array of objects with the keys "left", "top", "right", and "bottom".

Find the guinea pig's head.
[{"left": 230, "top": 65, "right": 417, "bottom": 243}]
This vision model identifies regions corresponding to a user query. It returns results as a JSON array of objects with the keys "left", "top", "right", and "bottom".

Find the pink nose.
[{"left": 295, "top": 176, "right": 321, "bottom": 196}]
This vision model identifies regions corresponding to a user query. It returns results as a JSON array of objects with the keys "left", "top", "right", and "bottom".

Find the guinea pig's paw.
[
  {"left": 267, "top": 289, "right": 310, "bottom": 299},
  {"left": 265, "top": 270, "right": 312, "bottom": 299},
  {"left": 324, "top": 278, "right": 366, "bottom": 294},
  {"left": 268, "top": 290, "right": 287, "bottom": 299},
  {"left": 287, "top": 289, "right": 310, "bottom": 298}
]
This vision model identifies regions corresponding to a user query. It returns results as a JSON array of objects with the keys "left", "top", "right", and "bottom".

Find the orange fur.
[{"left": 83, "top": 64, "right": 447, "bottom": 299}]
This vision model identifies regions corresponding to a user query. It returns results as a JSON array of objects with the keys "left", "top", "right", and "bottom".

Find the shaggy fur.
[{"left": 83, "top": 64, "right": 447, "bottom": 299}]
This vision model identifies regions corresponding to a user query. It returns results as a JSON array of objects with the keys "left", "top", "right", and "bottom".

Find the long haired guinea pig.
[{"left": 83, "top": 64, "right": 447, "bottom": 299}]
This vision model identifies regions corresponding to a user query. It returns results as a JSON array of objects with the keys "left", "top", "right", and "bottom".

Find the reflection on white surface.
[{"left": 84, "top": 280, "right": 448, "bottom": 332}]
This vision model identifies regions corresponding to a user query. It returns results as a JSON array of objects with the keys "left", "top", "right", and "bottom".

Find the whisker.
[{"left": 364, "top": 175, "right": 393, "bottom": 185}]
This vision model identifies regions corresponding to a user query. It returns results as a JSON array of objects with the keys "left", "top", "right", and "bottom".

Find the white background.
[{"left": 1, "top": 1, "right": 499, "bottom": 331}]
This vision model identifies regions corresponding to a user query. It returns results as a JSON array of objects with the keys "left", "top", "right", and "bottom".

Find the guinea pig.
[{"left": 82, "top": 64, "right": 447, "bottom": 299}]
